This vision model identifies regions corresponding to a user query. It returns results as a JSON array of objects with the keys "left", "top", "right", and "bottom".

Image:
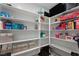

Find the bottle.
[
  {"left": 0, "top": 20, "right": 3, "bottom": 30},
  {"left": 12, "top": 23, "right": 18, "bottom": 29},
  {"left": 35, "top": 18, "right": 38, "bottom": 30},
  {"left": 67, "top": 20, "right": 74, "bottom": 30},
  {"left": 40, "top": 31, "right": 46, "bottom": 38}
]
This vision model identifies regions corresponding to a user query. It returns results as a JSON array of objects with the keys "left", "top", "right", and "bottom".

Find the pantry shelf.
[
  {"left": 1, "top": 17, "right": 39, "bottom": 24},
  {"left": 50, "top": 37, "right": 76, "bottom": 43},
  {"left": 11, "top": 44, "right": 49, "bottom": 56},
  {"left": 0, "top": 38, "right": 39, "bottom": 45},
  {"left": 11, "top": 47, "right": 39, "bottom": 56},
  {"left": 2, "top": 17, "right": 50, "bottom": 25},
  {"left": 0, "top": 29, "right": 39, "bottom": 31},
  {"left": 49, "top": 5, "right": 79, "bottom": 55},
  {"left": 59, "top": 29, "right": 72, "bottom": 31},
  {"left": 0, "top": 3, "right": 50, "bottom": 56},
  {"left": 50, "top": 44, "right": 71, "bottom": 53},
  {"left": 12, "top": 43, "right": 49, "bottom": 56},
  {"left": 50, "top": 43, "right": 79, "bottom": 54},
  {"left": 50, "top": 29, "right": 78, "bottom": 32},
  {"left": 0, "top": 4, "right": 38, "bottom": 17}
]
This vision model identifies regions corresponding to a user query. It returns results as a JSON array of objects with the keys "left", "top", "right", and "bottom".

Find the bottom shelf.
[
  {"left": 11, "top": 47, "right": 40, "bottom": 56},
  {"left": 50, "top": 44, "right": 79, "bottom": 55},
  {"left": 50, "top": 44, "right": 71, "bottom": 53},
  {"left": 50, "top": 37, "right": 76, "bottom": 43},
  {"left": 11, "top": 44, "right": 49, "bottom": 56}
]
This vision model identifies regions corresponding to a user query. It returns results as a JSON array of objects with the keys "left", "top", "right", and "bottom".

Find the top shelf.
[
  {"left": 51, "top": 5, "right": 79, "bottom": 19},
  {"left": 1, "top": 17, "right": 37, "bottom": 24},
  {"left": 0, "top": 4, "right": 49, "bottom": 25},
  {"left": 1, "top": 17, "right": 49, "bottom": 25},
  {"left": 0, "top": 4, "right": 39, "bottom": 17}
]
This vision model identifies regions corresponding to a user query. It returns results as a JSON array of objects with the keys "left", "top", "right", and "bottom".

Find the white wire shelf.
[
  {"left": 0, "top": 4, "right": 38, "bottom": 17},
  {"left": 50, "top": 29, "right": 76, "bottom": 32},
  {"left": 50, "top": 37, "right": 76, "bottom": 43},
  {"left": 50, "top": 43, "right": 79, "bottom": 54},
  {"left": 11, "top": 47, "right": 39, "bottom": 56},
  {"left": 50, "top": 44, "right": 71, "bottom": 53},
  {"left": 1, "top": 17, "right": 39, "bottom": 24},
  {"left": 1, "top": 17, "right": 49, "bottom": 25},
  {"left": 0, "top": 29, "right": 39, "bottom": 31},
  {"left": 12, "top": 43, "right": 49, "bottom": 56},
  {"left": 0, "top": 38, "right": 39, "bottom": 45}
]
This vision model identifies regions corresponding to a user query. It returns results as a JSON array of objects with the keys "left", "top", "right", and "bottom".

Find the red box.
[{"left": 76, "top": 19, "right": 79, "bottom": 29}]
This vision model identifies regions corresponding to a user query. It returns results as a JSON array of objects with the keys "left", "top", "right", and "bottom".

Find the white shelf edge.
[
  {"left": 0, "top": 38, "right": 39, "bottom": 45},
  {"left": 51, "top": 5, "right": 79, "bottom": 19},
  {"left": 11, "top": 47, "right": 39, "bottom": 56},
  {"left": 40, "top": 22, "right": 49, "bottom": 25},
  {"left": 40, "top": 44, "right": 49, "bottom": 47},
  {"left": 50, "top": 29, "right": 74, "bottom": 32},
  {"left": 41, "top": 37, "right": 49, "bottom": 39},
  {"left": 50, "top": 37, "right": 76, "bottom": 43},
  {"left": 41, "top": 30, "right": 49, "bottom": 31},
  {"left": 40, "top": 29, "right": 49, "bottom": 31},
  {"left": 50, "top": 44, "right": 71, "bottom": 53}
]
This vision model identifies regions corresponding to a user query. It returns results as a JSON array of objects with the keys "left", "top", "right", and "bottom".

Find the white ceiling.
[{"left": 11, "top": 3, "right": 58, "bottom": 10}]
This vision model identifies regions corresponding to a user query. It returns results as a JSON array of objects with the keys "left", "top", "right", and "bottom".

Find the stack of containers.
[
  {"left": 54, "top": 11, "right": 79, "bottom": 40},
  {"left": 0, "top": 18, "right": 25, "bottom": 30}
]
